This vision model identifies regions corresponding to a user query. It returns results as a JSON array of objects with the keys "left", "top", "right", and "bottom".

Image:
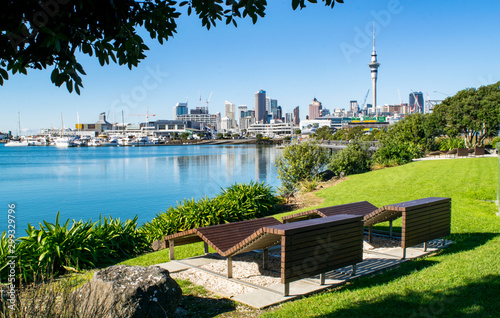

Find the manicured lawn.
[
  {"left": 123, "top": 157, "right": 500, "bottom": 317},
  {"left": 264, "top": 157, "right": 500, "bottom": 317}
]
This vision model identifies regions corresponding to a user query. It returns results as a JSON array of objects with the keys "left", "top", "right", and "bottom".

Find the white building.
[
  {"left": 221, "top": 116, "right": 232, "bottom": 132},
  {"left": 247, "top": 122, "right": 294, "bottom": 138},
  {"left": 224, "top": 101, "right": 236, "bottom": 129}
]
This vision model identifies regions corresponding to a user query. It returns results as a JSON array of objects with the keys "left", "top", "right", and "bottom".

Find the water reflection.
[{"left": 0, "top": 145, "right": 281, "bottom": 233}]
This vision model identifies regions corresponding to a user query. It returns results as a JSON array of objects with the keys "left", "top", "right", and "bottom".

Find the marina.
[{"left": 0, "top": 144, "right": 281, "bottom": 234}]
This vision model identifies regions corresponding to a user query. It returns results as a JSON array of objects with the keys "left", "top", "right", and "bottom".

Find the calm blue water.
[{"left": 0, "top": 144, "right": 281, "bottom": 234}]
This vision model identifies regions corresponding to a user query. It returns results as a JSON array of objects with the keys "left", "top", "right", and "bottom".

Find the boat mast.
[{"left": 17, "top": 112, "right": 21, "bottom": 138}]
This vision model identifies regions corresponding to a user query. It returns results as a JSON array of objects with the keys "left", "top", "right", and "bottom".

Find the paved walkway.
[
  {"left": 158, "top": 239, "right": 453, "bottom": 309},
  {"left": 413, "top": 153, "right": 496, "bottom": 161}
]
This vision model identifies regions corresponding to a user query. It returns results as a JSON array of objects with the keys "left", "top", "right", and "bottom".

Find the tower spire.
[{"left": 368, "top": 21, "right": 380, "bottom": 117}]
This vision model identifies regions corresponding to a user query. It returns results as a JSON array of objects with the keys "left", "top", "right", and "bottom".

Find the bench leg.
[
  {"left": 284, "top": 282, "right": 290, "bottom": 297},
  {"left": 227, "top": 257, "right": 233, "bottom": 278},
  {"left": 424, "top": 241, "right": 428, "bottom": 252},
  {"left": 369, "top": 225, "right": 373, "bottom": 243},
  {"left": 169, "top": 240, "right": 175, "bottom": 261},
  {"left": 442, "top": 237, "right": 446, "bottom": 246},
  {"left": 203, "top": 242, "right": 209, "bottom": 254},
  {"left": 320, "top": 273, "right": 325, "bottom": 285},
  {"left": 263, "top": 248, "right": 269, "bottom": 270},
  {"left": 389, "top": 220, "right": 393, "bottom": 238},
  {"left": 402, "top": 248, "right": 406, "bottom": 260},
  {"left": 351, "top": 264, "right": 357, "bottom": 276}
]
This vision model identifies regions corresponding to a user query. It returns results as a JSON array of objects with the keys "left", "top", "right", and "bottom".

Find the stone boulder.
[{"left": 74, "top": 265, "right": 182, "bottom": 318}]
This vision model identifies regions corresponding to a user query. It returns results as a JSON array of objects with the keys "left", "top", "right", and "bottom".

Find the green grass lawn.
[
  {"left": 123, "top": 157, "right": 500, "bottom": 317},
  {"left": 263, "top": 157, "right": 500, "bottom": 317}
]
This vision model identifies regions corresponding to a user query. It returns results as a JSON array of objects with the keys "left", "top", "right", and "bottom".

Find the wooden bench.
[
  {"left": 281, "top": 201, "right": 378, "bottom": 223},
  {"left": 364, "top": 197, "right": 451, "bottom": 258},
  {"left": 457, "top": 148, "right": 469, "bottom": 157},
  {"left": 162, "top": 214, "right": 363, "bottom": 296}
]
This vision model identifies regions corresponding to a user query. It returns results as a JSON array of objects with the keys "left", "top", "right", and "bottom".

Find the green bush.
[
  {"left": 328, "top": 143, "right": 372, "bottom": 176},
  {"left": 275, "top": 141, "right": 329, "bottom": 194},
  {"left": 1, "top": 213, "right": 149, "bottom": 284},
  {"left": 141, "top": 182, "right": 280, "bottom": 242},
  {"left": 436, "top": 137, "right": 466, "bottom": 151}
]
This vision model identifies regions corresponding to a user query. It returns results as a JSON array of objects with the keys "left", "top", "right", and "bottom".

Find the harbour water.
[{"left": 0, "top": 144, "right": 281, "bottom": 234}]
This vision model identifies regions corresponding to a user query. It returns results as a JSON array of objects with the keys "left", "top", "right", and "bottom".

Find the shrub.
[
  {"left": 1, "top": 213, "right": 149, "bottom": 284},
  {"left": 328, "top": 143, "right": 373, "bottom": 176},
  {"left": 141, "top": 182, "right": 280, "bottom": 242},
  {"left": 275, "top": 141, "right": 329, "bottom": 194},
  {"left": 436, "top": 137, "right": 466, "bottom": 151}
]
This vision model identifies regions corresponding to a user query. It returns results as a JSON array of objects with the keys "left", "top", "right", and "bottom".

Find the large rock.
[{"left": 74, "top": 265, "right": 182, "bottom": 318}]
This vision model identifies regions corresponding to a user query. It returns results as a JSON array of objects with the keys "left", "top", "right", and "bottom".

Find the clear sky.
[{"left": 1, "top": 0, "right": 499, "bottom": 134}]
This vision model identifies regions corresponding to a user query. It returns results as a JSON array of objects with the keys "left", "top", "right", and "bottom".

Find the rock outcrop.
[{"left": 74, "top": 265, "right": 182, "bottom": 317}]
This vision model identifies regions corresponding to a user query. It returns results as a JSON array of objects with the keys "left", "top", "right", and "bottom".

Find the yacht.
[
  {"left": 4, "top": 139, "right": 29, "bottom": 147},
  {"left": 53, "top": 137, "right": 74, "bottom": 148},
  {"left": 101, "top": 138, "right": 120, "bottom": 147},
  {"left": 127, "top": 136, "right": 155, "bottom": 146}
]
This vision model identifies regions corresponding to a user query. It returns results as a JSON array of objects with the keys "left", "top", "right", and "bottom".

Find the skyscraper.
[
  {"left": 224, "top": 101, "right": 236, "bottom": 127},
  {"left": 409, "top": 92, "right": 424, "bottom": 114},
  {"left": 308, "top": 98, "right": 322, "bottom": 120},
  {"left": 255, "top": 89, "right": 267, "bottom": 124},
  {"left": 276, "top": 106, "right": 282, "bottom": 121},
  {"left": 368, "top": 22, "right": 380, "bottom": 116},
  {"left": 293, "top": 106, "right": 300, "bottom": 126},
  {"left": 350, "top": 100, "right": 359, "bottom": 114},
  {"left": 173, "top": 102, "right": 188, "bottom": 120}
]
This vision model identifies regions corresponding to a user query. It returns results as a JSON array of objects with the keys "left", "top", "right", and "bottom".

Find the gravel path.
[{"left": 171, "top": 235, "right": 404, "bottom": 297}]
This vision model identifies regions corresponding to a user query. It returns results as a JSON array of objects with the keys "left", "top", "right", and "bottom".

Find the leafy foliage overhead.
[{"left": 0, "top": 0, "right": 343, "bottom": 93}]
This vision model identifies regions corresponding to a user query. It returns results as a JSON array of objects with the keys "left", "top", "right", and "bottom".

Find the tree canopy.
[
  {"left": 0, "top": 0, "right": 343, "bottom": 94},
  {"left": 433, "top": 81, "right": 500, "bottom": 147}
]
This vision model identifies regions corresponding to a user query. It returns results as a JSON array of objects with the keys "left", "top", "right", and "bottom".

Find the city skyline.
[{"left": 1, "top": 0, "right": 499, "bottom": 133}]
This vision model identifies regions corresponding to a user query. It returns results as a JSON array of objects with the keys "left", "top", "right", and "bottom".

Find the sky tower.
[{"left": 368, "top": 22, "right": 380, "bottom": 116}]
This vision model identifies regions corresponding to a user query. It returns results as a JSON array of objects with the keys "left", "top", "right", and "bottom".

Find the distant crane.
[
  {"left": 361, "top": 89, "right": 370, "bottom": 110},
  {"left": 206, "top": 91, "right": 213, "bottom": 113},
  {"left": 127, "top": 107, "right": 156, "bottom": 126}
]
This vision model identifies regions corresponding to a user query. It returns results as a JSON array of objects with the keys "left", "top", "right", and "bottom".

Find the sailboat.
[
  {"left": 5, "top": 112, "right": 28, "bottom": 147},
  {"left": 54, "top": 113, "right": 73, "bottom": 147}
]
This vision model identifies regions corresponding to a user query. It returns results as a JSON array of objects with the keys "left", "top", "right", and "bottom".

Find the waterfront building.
[
  {"left": 74, "top": 112, "right": 113, "bottom": 136},
  {"left": 177, "top": 113, "right": 221, "bottom": 131},
  {"left": 221, "top": 116, "right": 232, "bottom": 132},
  {"left": 368, "top": 23, "right": 380, "bottom": 116},
  {"left": 173, "top": 102, "right": 188, "bottom": 120},
  {"left": 293, "top": 106, "right": 300, "bottom": 125},
  {"left": 409, "top": 92, "right": 424, "bottom": 113},
  {"left": 299, "top": 119, "right": 333, "bottom": 134},
  {"left": 255, "top": 89, "right": 267, "bottom": 124},
  {"left": 239, "top": 116, "right": 255, "bottom": 132},
  {"left": 247, "top": 122, "right": 294, "bottom": 138}
]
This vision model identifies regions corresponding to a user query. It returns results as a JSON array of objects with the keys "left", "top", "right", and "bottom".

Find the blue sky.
[{"left": 1, "top": 0, "right": 499, "bottom": 134}]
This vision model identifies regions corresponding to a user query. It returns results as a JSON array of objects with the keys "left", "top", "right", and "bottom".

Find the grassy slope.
[
  {"left": 264, "top": 157, "right": 500, "bottom": 317},
  {"left": 121, "top": 157, "right": 500, "bottom": 317}
]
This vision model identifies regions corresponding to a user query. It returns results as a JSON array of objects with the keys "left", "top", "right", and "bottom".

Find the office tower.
[
  {"left": 350, "top": 100, "right": 359, "bottom": 114},
  {"left": 255, "top": 89, "right": 267, "bottom": 124},
  {"left": 173, "top": 102, "right": 188, "bottom": 120},
  {"left": 277, "top": 106, "right": 282, "bottom": 121},
  {"left": 409, "top": 92, "right": 424, "bottom": 113},
  {"left": 308, "top": 98, "right": 322, "bottom": 120},
  {"left": 224, "top": 101, "right": 236, "bottom": 127},
  {"left": 270, "top": 99, "right": 278, "bottom": 119},
  {"left": 285, "top": 113, "right": 293, "bottom": 123},
  {"left": 293, "top": 106, "right": 300, "bottom": 125}
]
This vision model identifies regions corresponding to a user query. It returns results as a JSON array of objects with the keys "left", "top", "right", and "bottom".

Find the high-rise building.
[
  {"left": 308, "top": 98, "right": 322, "bottom": 120},
  {"left": 237, "top": 105, "right": 248, "bottom": 124},
  {"left": 255, "top": 89, "right": 267, "bottom": 124},
  {"left": 173, "top": 102, "right": 188, "bottom": 120},
  {"left": 224, "top": 101, "right": 236, "bottom": 128},
  {"left": 368, "top": 22, "right": 380, "bottom": 116},
  {"left": 285, "top": 113, "right": 293, "bottom": 123},
  {"left": 276, "top": 106, "right": 282, "bottom": 121},
  {"left": 270, "top": 99, "right": 278, "bottom": 119},
  {"left": 293, "top": 106, "right": 300, "bottom": 125},
  {"left": 409, "top": 92, "right": 424, "bottom": 113},
  {"left": 350, "top": 100, "right": 359, "bottom": 114}
]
